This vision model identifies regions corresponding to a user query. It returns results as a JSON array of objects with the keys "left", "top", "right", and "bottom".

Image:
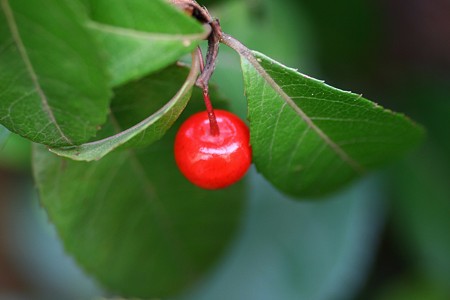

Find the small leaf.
[
  {"left": 50, "top": 56, "right": 200, "bottom": 161},
  {"left": 238, "top": 50, "right": 424, "bottom": 197},
  {"left": 0, "top": 0, "right": 111, "bottom": 147},
  {"left": 85, "top": 0, "right": 207, "bottom": 87},
  {"left": 33, "top": 104, "right": 244, "bottom": 298}
]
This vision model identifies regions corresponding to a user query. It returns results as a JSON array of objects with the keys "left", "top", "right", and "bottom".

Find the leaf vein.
[
  {"left": 246, "top": 52, "right": 364, "bottom": 174},
  {"left": 286, "top": 125, "right": 310, "bottom": 174},
  {"left": 268, "top": 102, "right": 287, "bottom": 167},
  {"left": 1, "top": 0, "right": 72, "bottom": 144},
  {"left": 87, "top": 21, "right": 209, "bottom": 42},
  {"left": 309, "top": 117, "right": 387, "bottom": 126}
]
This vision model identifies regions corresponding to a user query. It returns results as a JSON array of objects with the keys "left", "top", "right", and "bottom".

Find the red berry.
[{"left": 174, "top": 109, "right": 252, "bottom": 189}]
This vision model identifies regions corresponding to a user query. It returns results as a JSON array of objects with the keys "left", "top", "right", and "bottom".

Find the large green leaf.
[
  {"left": 0, "top": 0, "right": 111, "bottom": 147},
  {"left": 33, "top": 82, "right": 244, "bottom": 298},
  {"left": 85, "top": 0, "right": 207, "bottom": 87},
  {"left": 50, "top": 56, "right": 200, "bottom": 161},
  {"left": 34, "top": 143, "right": 244, "bottom": 298},
  {"left": 237, "top": 50, "right": 424, "bottom": 197}
]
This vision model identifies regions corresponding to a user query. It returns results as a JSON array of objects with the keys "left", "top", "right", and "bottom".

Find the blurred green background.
[{"left": 1, "top": 0, "right": 449, "bottom": 299}]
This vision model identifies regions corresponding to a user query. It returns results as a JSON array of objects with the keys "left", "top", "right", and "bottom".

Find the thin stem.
[
  {"left": 171, "top": 0, "right": 223, "bottom": 137},
  {"left": 219, "top": 33, "right": 254, "bottom": 62},
  {"left": 196, "top": 20, "right": 222, "bottom": 90},
  {"left": 196, "top": 46, "right": 205, "bottom": 72},
  {"left": 196, "top": 47, "right": 220, "bottom": 136},
  {"left": 203, "top": 90, "right": 219, "bottom": 136}
]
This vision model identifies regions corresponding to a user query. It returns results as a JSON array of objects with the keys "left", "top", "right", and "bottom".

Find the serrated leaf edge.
[{"left": 221, "top": 34, "right": 365, "bottom": 174}]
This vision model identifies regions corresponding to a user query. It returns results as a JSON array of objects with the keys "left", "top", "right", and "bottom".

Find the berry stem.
[
  {"left": 197, "top": 47, "right": 220, "bottom": 136},
  {"left": 203, "top": 89, "right": 220, "bottom": 136}
]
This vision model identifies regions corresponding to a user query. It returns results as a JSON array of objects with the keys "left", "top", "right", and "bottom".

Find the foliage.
[
  {"left": 239, "top": 51, "right": 422, "bottom": 196},
  {"left": 0, "top": 0, "right": 432, "bottom": 298}
]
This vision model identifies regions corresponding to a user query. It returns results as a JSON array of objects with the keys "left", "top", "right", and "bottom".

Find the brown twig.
[
  {"left": 169, "top": 0, "right": 221, "bottom": 91},
  {"left": 196, "top": 47, "right": 219, "bottom": 135},
  {"left": 170, "top": 0, "right": 223, "bottom": 135},
  {"left": 195, "top": 19, "right": 222, "bottom": 91}
]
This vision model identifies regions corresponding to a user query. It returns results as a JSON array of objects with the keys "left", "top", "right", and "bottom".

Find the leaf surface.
[
  {"left": 33, "top": 98, "right": 244, "bottom": 298},
  {"left": 0, "top": 0, "right": 110, "bottom": 147},
  {"left": 50, "top": 57, "right": 200, "bottom": 161},
  {"left": 239, "top": 51, "right": 424, "bottom": 197},
  {"left": 85, "top": 0, "right": 207, "bottom": 86}
]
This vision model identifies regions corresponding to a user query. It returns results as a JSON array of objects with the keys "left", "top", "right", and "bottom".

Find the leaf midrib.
[
  {"left": 1, "top": 0, "right": 72, "bottom": 144},
  {"left": 87, "top": 20, "right": 210, "bottom": 42}
]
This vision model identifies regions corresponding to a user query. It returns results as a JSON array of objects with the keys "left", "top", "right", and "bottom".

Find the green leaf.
[
  {"left": 33, "top": 72, "right": 244, "bottom": 298},
  {"left": 0, "top": 0, "right": 111, "bottom": 147},
  {"left": 238, "top": 50, "right": 424, "bottom": 197},
  {"left": 33, "top": 131, "right": 244, "bottom": 298},
  {"left": 85, "top": 0, "right": 207, "bottom": 87},
  {"left": 49, "top": 56, "right": 200, "bottom": 161}
]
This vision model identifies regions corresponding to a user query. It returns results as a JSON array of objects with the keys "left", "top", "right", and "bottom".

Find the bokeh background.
[{"left": 1, "top": 0, "right": 449, "bottom": 299}]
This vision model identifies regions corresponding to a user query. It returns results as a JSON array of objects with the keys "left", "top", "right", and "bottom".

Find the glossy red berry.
[{"left": 174, "top": 109, "right": 252, "bottom": 189}]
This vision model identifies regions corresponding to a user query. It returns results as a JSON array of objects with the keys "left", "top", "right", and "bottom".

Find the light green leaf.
[
  {"left": 237, "top": 50, "right": 424, "bottom": 197},
  {"left": 50, "top": 56, "right": 200, "bottom": 161},
  {"left": 0, "top": 0, "right": 111, "bottom": 147},
  {"left": 85, "top": 0, "right": 207, "bottom": 87},
  {"left": 33, "top": 107, "right": 245, "bottom": 298}
]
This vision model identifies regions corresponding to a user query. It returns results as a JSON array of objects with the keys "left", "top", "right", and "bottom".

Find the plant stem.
[
  {"left": 220, "top": 33, "right": 254, "bottom": 64},
  {"left": 196, "top": 19, "right": 222, "bottom": 90},
  {"left": 203, "top": 90, "right": 219, "bottom": 136},
  {"left": 172, "top": 1, "right": 222, "bottom": 137},
  {"left": 196, "top": 47, "right": 220, "bottom": 136}
]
